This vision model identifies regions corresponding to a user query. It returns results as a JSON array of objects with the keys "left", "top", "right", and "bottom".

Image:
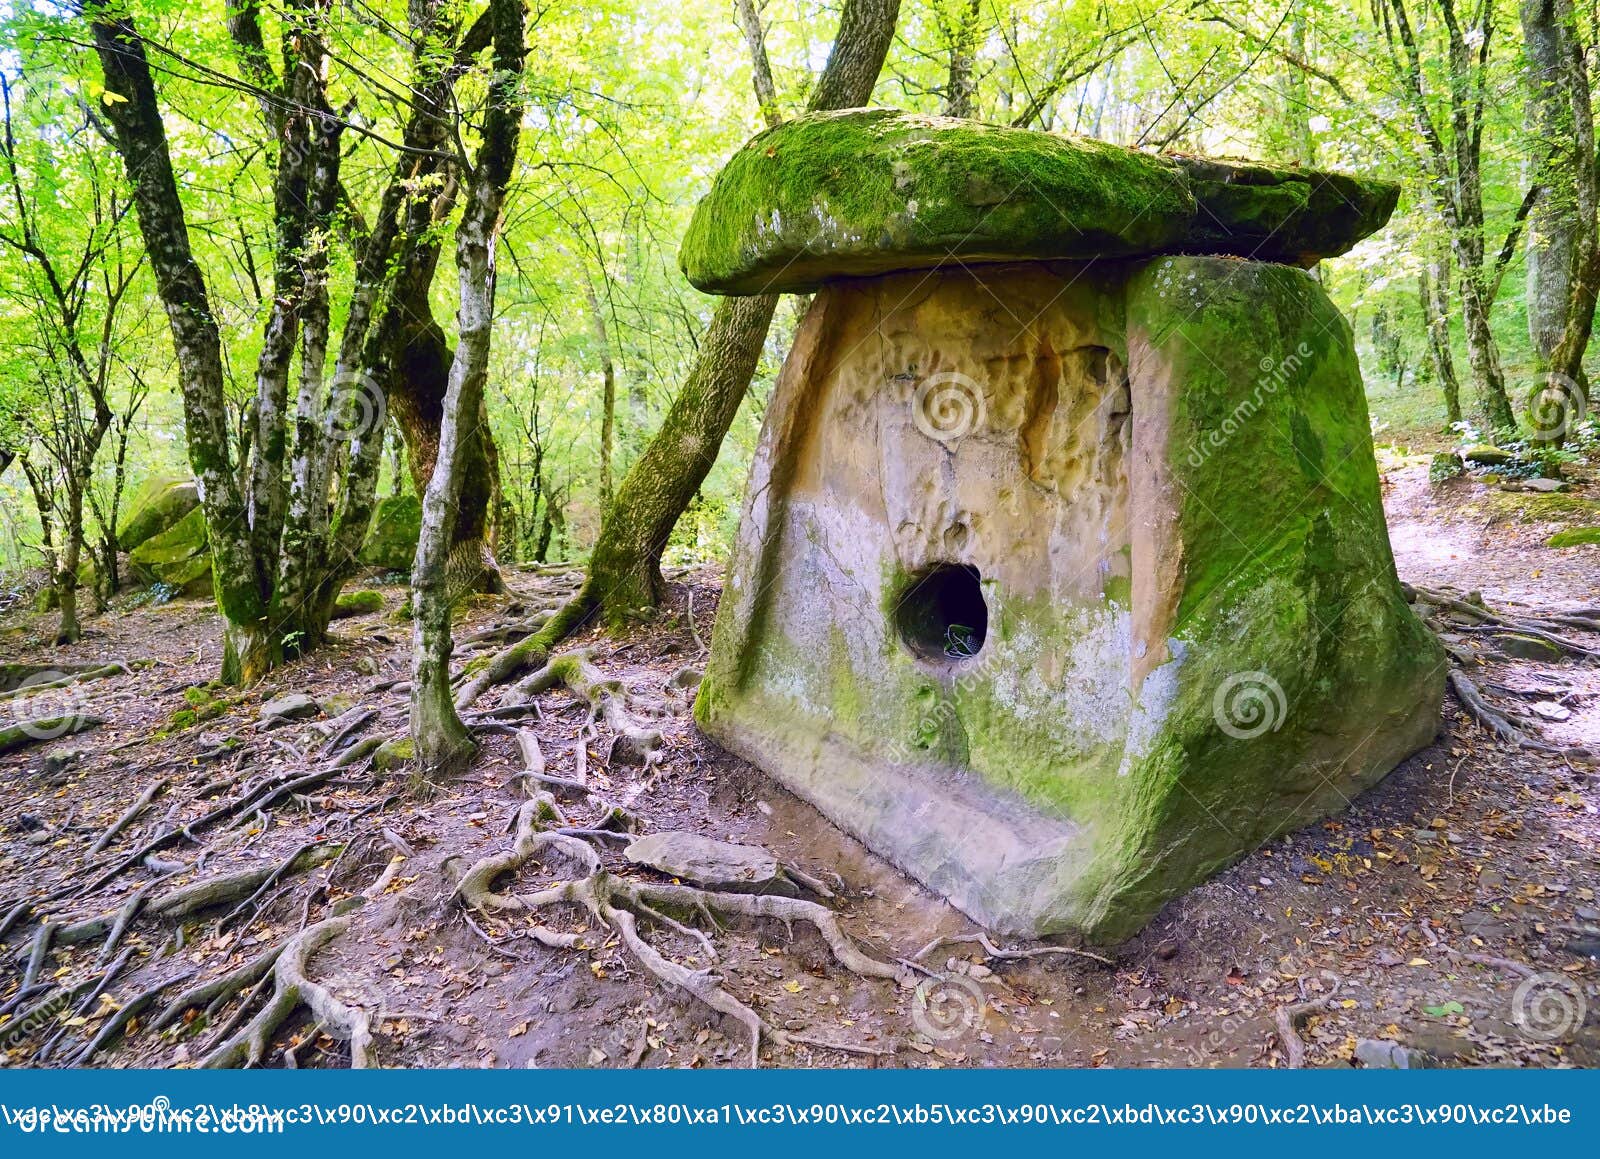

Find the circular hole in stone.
[{"left": 895, "top": 563, "right": 987, "bottom": 665}]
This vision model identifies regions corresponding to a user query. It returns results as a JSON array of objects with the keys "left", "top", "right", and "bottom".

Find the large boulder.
[
  {"left": 128, "top": 506, "right": 211, "bottom": 596},
  {"left": 695, "top": 256, "right": 1442, "bottom": 941},
  {"left": 680, "top": 109, "right": 1399, "bottom": 294},
  {"left": 117, "top": 475, "right": 200, "bottom": 551},
  {"left": 359, "top": 494, "right": 422, "bottom": 572}
]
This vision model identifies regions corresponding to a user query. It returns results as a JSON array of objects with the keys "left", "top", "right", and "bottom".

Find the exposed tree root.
[
  {"left": 0, "top": 662, "right": 128, "bottom": 702},
  {"left": 512, "top": 728, "right": 587, "bottom": 794},
  {"left": 148, "top": 843, "right": 342, "bottom": 920},
  {"left": 1272, "top": 998, "right": 1332, "bottom": 1069},
  {"left": 518, "top": 648, "right": 667, "bottom": 774},
  {"left": 452, "top": 590, "right": 595, "bottom": 710},
  {"left": 86, "top": 776, "right": 169, "bottom": 857},
  {"left": 0, "top": 715, "right": 104, "bottom": 755},
  {"left": 153, "top": 942, "right": 288, "bottom": 1032},
  {"left": 71, "top": 969, "right": 197, "bottom": 1065},
  {"left": 1404, "top": 583, "right": 1597, "bottom": 759},
  {"left": 912, "top": 931, "right": 1115, "bottom": 968},
  {"left": 1406, "top": 583, "right": 1600, "bottom": 659},
  {"left": 452, "top": 790, "right": 909, "bottom": 1067},
  {"left": 322, "top": 707, "right": 378, "bottom": 755},
  {"left": 1446, "top": 670, "right": 1593, "bottom": 757},
  {"left": 199, "top": 900, "right": 373, "bottom": 1069},
  {"left": 78, "top": 766, "right": 342, "bottom": 897},
  {"left": 0, "top": 660, "right": 131, "bottom": 693}
]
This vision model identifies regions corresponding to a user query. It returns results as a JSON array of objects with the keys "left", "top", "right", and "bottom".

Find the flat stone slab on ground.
[
  {"left": 259, "top": 693, "right": 319, "bottom": 722},
  {"left": 624, "top": 831, "right": 780, "bottom": 889}
]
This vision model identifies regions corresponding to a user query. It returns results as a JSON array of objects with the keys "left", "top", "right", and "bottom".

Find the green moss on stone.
[
  {"left": 128, "top": 506, "right": 212, "bottom": 596},
  {"left": 332, "top": 589, "right": 384, "bottom": 619},
  {"left": 1485, "top": 491, "right": 1600, "bottom": 525},
  {"left": 681, "top": 109, "right": 1195, "bottom": 294},
  {"left": 117, "top": 475, "right": 200, "bottom": 551},
  {"left": 372, "top": 736, "right": 415, "bottom": 771},
  {"left": 681, "top": 109, "right": 1400, "bottom": 295},
  {"left": 1547, "top": 526, "right": 1600, "bottom": 547}
]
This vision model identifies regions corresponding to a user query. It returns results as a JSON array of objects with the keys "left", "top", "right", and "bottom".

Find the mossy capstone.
[{"left": 681, "top": 109, "right": 1400, "bottom": 294}]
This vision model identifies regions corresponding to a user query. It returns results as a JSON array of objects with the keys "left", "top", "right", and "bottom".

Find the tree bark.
[
  {"left": 1521, "top": 0, "right": 1580, "bottom": 369},
  {"left": 734, "top": 0, "right": 782, "bottom": 129},
  {"left": 581, "top": 0, "right": 901, "bottom": 626},
  {"left": 1534, "top": 0, "right": 1599, "bottom": 436},
  {"left": 410, "top": 0, "right": 526, "bottom": 780}
]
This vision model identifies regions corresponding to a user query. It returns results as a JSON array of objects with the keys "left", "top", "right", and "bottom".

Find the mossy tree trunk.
[
  {"left": 409, "top": 0, "right": 526, "bottom": 782},
  {"left": 581, "top": 0, "right": 902, "bottom": 626}
]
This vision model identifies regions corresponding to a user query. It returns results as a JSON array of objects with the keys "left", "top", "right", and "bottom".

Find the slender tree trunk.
[
  {"left": 581, "top": 0, "right": 901, "bottom": 626},
  {"left": 376, "top": 190, "right": 506, "bottom": 596},
  {"left": 734, "top": 0, "right": 782, "bottom": 129},
  {"left": 940, "top": 0, "right": 983, "bottom": 117},
  {"left": 1419, "top": 251, "right": 1464, "bottom": 426},
  {"left": 410, "top": 0, "right": 525, "bottom": 780},
  {"left": 583, "top": 271, "right": 618, "bottom": 507},
  {"left": 55, "top": 481, "right": 85, "bottom": 645},
  {"left": 1457, "top": 255, "right": 1518, "bottom": 434},
  {"left": 1377, "top": 0, "right": 1518, "bottom": 436}
]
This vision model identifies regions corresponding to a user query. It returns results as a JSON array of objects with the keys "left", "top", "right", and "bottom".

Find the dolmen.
[{"left": 685, "top": 109, "right": 1444, "bottom": 940}]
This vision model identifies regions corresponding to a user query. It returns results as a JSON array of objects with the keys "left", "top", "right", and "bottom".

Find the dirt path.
[{"left": 0, "top": 461, "right": 1595, "bottom": 1070}]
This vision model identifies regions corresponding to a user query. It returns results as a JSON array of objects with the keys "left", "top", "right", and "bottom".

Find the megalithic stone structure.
[{"left": 685, "top": 110, "right": 1444, "bottom": 942}]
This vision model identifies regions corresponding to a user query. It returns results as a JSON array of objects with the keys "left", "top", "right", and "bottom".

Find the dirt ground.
[{"left": 0, "top": 458, "right": 1596, "bottom": 1070}]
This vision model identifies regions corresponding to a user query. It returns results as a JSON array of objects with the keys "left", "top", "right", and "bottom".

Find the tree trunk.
[
  {"left": 1536, "top": 0, "right": 1598, "bottom": 439},
  {"left": 377, "top": 209, "right": 506, "bottom": 597},
  {"left": 734, "top": 0, "right": 782, "bottom": 129},
  {"left": 1521, "top": 0, "right": 1580, "bottom": 370},
  {"left": 410, "top": 0, "right": 525, "bottom": 781},
  {"left": 87, "top": 8, "right": 267, "bottom": 679},
  {"left": 583, "top": 271, "right": 618, "bottom": 507},
  {"left": 940, "top": 0, "right": 983, "bottom": 118},
  {"left": 1457, "top": 264, "right": 1518, "bottom": 434},
  {"left": 587, "top": 293, "right": 778, "bottom": 619},
  {"left": 581, "top": 0, "right": 901, "bottom": 625},
  {"left": 1419, "top": 252, "right": 1464, "bottom": 426}
]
